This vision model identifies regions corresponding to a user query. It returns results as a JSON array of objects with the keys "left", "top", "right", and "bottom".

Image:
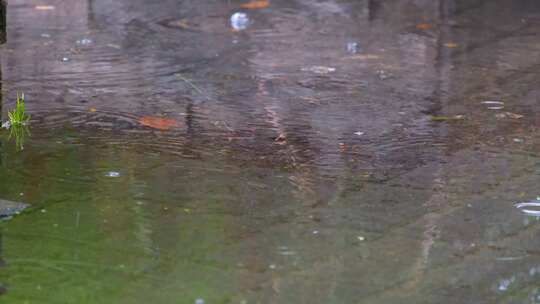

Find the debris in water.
[
  {"left": 357, "top": 236, "right": 365, "bottom": 241},
  {"left": 430, "top": 115, "right": 465, "bottom": 121},
  {"left": 496, "top": 256, "right": 526, "bottom": 262},
  {"left": 495, "top": 112, "right": 523, "bottom": 119},
  {"left": 301, "top": 66, "right": 336, "bottom": 74},
  {"left": 346, "top": 42, "right": 359, "bottom": 54},
  {"left": 230, "top": 12, "right": 250, "bottom": 31},
  {"left": 240, "top": 0, "right": 269, "bottom": 9},
  {"left": 497, "top": 277, "right": 515, "bottom": 292},
  {"left": 444, "top": 42, "right": 459, "bottom": 48},
  {"left": 176, "top": 74, "right": 205, "bottom": 96},
  {"left": 41, "top": 33, "right": 51, "bottom": 38},
  {"left": 354, "top": 131, "right": 364, "bottom": 136},
  {"left": 76, "top": 38, "right": 93, "bottom": 46},
  {"left": 345, "top": 54, "right": 380, "bottom": 60},
  {"left": 416, "top": 23, "right": 432, "bottom": 30},
  {"left": 376, "top": 69, "right": 389, "bottom": 80},
  {"left": 139, "top": 116, "right": 179, "bottom": 130},
  {"left": 106, "top": 43, "right": 121, "bottom": 49},
  {"left": 195, "top": 299, "right": 205, "bottom": 304},
  {"left": 515, "top": 200, "right": 540, "bottom": 216},
  {"left": 106, "top": 171, "right": 121, "bottom": 178},
  {"left": 513, "top": 138, "right": 524, "bottom": 143},
  {"left": 61, "top": 57, "right": 70, "bottom": 62},
  {"left": 0, "top": 199, "right": 29, "bottom": 219},
  {"left": 35, "top": 5, "right": 55, "bottom": 10},
  {"left": 269, "top": 264, "right": 277, "bottom": 269}
]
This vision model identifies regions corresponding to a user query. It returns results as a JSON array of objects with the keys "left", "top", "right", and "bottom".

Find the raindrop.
[
  {"left": 230, "top": 12, "right": 250, "bottom": 30},
  {"left": 515, "top": 200, "right": 540, "bottom": 216}
]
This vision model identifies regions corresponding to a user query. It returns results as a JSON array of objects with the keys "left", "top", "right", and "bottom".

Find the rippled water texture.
[{"left": 1, "top": 0, "right": 540, "bottom": 303}]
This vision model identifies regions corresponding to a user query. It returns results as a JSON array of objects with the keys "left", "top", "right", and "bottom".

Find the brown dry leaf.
[
  {"left": 139, "top": 116, "right": 179, "bottom": 130},
  {"left": 240, "top": 0, "right": 269, "bottom": 9},
  {"left": 35, "top": 5, "right": 55, "bottom": 10},
  {"left": 416, "top": 23, "right": 432, "bottom": 30},
  {"left": 444, "top": 42, "right": 459, "bottom": 48}
]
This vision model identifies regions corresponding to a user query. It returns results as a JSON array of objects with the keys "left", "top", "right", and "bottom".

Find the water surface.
[{"left": 1, "top": 0, "right": 540, "bottom": 303}]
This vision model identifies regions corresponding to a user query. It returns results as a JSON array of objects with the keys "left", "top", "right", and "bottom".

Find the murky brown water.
[{"left": 0, "top": 0, "right": 540, "bottom": 303}]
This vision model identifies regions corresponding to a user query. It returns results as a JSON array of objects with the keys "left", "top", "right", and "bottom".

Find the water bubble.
[
  {"left": 515, "top": 200, "right": 540, "bottom": 216},
  {"left": 106, "top": 171, "right": 121, "bottom": 178},
  {"left": 231, "top": 12, "right": 250, "bottom": 30}
]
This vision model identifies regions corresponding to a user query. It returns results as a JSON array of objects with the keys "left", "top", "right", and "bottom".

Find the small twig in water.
[{"left": 176, "top": 73, "right": 205, "bottom": 96}]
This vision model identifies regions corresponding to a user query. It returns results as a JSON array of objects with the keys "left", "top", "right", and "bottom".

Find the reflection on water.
[
  {"left": 8, "top": 125, "right": 29, "bottom": 151},
  {"left": 0, "top": 0, "right": 539, "bottom": 303}
]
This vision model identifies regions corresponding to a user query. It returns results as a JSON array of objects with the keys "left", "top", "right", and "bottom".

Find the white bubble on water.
[{"left": 231, "top": 12, "right": 250, "bottom": 30}]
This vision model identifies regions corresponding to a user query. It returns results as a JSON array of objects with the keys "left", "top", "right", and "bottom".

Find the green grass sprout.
[{"left": 8, "top": 92, "right": 30, "bottom": 126}]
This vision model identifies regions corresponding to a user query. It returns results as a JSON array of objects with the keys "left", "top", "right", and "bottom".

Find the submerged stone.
[{"left": 0, "top": 199, "right": 29, "bottom": 219}]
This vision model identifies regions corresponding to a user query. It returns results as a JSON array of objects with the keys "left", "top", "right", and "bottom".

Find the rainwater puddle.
[{"left": 0, "top": 0, "right": 540, "bottom": 303}]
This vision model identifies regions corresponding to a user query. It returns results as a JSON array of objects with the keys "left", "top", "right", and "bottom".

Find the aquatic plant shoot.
[{"left": 7, "top": 92, "right": 29, "bottom": 126}]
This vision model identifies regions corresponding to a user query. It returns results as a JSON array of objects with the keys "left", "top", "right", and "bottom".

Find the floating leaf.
[
  {"left": 139, "top": 116, "right": 179, "bottom": 130},
  {"left": 240, "top": 0, "right": 269, "bottom": 9},
  {"left": 416, "top": 23, "right": 432, "bottom": 30}
]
